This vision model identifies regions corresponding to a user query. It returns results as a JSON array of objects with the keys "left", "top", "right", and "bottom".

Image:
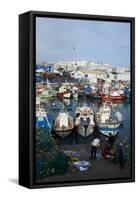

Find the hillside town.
[{"left": 36, "top": 60, "right": 130, "bottom": 83}]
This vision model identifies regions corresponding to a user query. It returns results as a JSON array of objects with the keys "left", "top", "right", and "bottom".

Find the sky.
[{"left": 36, "top": 17, "right": 130, "bottom": 67}]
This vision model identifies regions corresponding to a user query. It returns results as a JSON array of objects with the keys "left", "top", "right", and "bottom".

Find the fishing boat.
[
  {"left": 75, "top": 105, "right": 95, "bottom": 137},
  {"left": 85, "top": 84, "right": 102, "bottom": 99},
  {"left": 79, "top": 89, "right": 85, "bottom": 97},
  {"left": 124, "top": 86, "right": 130, "bottom": 99},
  {"left": 72, "top": 86, "right": 79, "bottom": 98},
  {"left": 72, "top": 92, "right": 79, "bottom": 99},
  {"left": 41, "top": 89, "right": 57, "bottom": 98},
  {"left": 57, "top": 85, "right": 71, "bottom": 99},
  {"left": 40, "top": 78, "right": 57, "bottom": 98},
  {"left": 54, "top": 106, "right": 74, "bottom": 138},
  {"left": 101, "top": 90, "right": 126, "bottom": 101},
  {"left": 87, "top": 90, "right": 102, "bottom": 99},
  {"left": 96, "top": 101, "right": 121, "bottom": 136},
  {"left": 36, "top": 107, "right": 53, "bottom": 129},
  {"left": 36, "top": 83, "right": 46, "bottom": 94},
  {"left": 36, "top": 97, "right": 41, "bottom": 105},
  {"left": 84, "top": 84, "right": 92, "bottom": 96}
]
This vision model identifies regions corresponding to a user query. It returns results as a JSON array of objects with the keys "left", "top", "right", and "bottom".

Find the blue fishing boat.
[
  {"left": 84, "top": 84, "right": 102, "bottom": 99},
  {"left": 36, "top": 75, "right": 43, "bottom": 83},
  {"left": 84, "top": 84, "right": 92, "bottom": 95},
  {"left": 96, "top": 101, "right": 121, "bottom": 136},
  {"left": 36, "top": 108, "right": 53, "bottom": 129},
  {"left": 79, "top": 89, "right": 85, "bottom": 97},
  {"left": 124, "top": 87, "right": 130, "bottom": 99},
  {"left": 96, "top": 123, "right": 120, "bottom": 136},
  {"left": 87, "top": 91, "right": 102, "bottom": 99}
]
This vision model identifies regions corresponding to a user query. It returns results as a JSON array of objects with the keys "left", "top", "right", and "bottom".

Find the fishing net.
[{"left": 36, "top": 127, "right": 69, "bottom": 179}]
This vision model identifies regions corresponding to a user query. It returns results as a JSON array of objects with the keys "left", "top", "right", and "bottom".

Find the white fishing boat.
[
  {"left": 36, "top": 96, "right": 46, "bottom": 104},
  {"left": 36, "top": 97, "right": 41, "bottom": 105},
  {"left": 75, "top": 105, "right": 95, "bottom": 137},
  {"left": 72, "top": 86, "right": 79, "bottom": 98},
  {"left": 57, "top": 85, "right": 71, "bottom": 99},
  {"left": 72, "top": 91, "right": 79, "bottom": 98},
  {"left": 96, "top": 101, "right": 121, "bottom": 136},
  {"left": 54, "top": 106, "right": 74, "bottom": 138}
]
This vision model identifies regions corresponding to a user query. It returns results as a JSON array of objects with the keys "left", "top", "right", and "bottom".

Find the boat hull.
[
  {"left": 86, "top": 93, "right": 101, "bottom": 99},
  {"left": 97, "top": 123, "right": 120, "bottom": 136},
  {"left": 36, "top": 116, "right": 52, "bottom": 129},
  {"left": 101, "top": 94, "right": 126, "bottom": 101},
  {"left": 54, "top": 129, "right": 72, "bottom": 138},
  {"left": 72, "top": 93, "right": 79, "bottom": 99},
  {"left": 36, "top": 89, "right": 45, "bottom": 95},
  {"left": 41, "top": 95, "right": 56, "bottom": 98},
  {"left": 75, "top": 125, "right": 94, "bottom": 137},
  {"left": 89, "top": 95, "right": 101, "bottom": 99},
  {"left": 57, "top": 91, "right": 71, "bottom": 99}
]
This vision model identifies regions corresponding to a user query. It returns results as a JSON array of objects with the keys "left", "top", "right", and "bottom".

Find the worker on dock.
[
  {"left": 91, "top": 138, "right": 100, "bottom": 160},
  {"left": 108, "top": 132, "right": 115, "bottom": 148}
]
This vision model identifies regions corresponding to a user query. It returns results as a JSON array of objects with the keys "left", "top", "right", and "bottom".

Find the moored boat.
[
  {"left": 85, "top": 84, "right": 102, "bottom": 99},
  {"left": 72, "top": 86, "right": 79, "bottom": 98},
  {"left": 54, "top": 106, "right": 74, "bottom": 138},
  {"left": 36, "top": 83, "right": 46, "bottom": 94},
  {"left": 96, "top": 122, "right": 120, "bottom": 137},
  {"left": 84, "top": 84, "right": 92, "bottom": 96},
  {"left": 101, "top": 90, "right": 126, "bottom": 101},
  {"left": 124, "top": 86, "right": 131, "bottom": 99},
  {"left": 87, "top": 91, "right": 102, "bottom": 99},
  {"left": 40, "top": 78, "right": 57, "bottom": 98},
  {"left": 75, "top": 105, "right": 95, "bottom": 137},
  {"left": 41, "top": 89, "right": 57, "bottom": 98},
  {"left": 96, "top": 101, "right": 121, "bottom": 136},
  {"left": 57, "top": 85, "right": 71, "bottom": 99},
  {"left": 72, "top": 92, "right": 79, "bottom": 99},
  {"left": 72, "top": 90, "right": 79, "bottom": 99},
  {"left": 36, "top": 107, "right": 53, "bottom": 129}
]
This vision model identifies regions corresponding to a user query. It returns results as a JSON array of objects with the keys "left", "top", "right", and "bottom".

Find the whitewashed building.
[{"left": 73, "top": 70, "right": 85, "bottom": 79}]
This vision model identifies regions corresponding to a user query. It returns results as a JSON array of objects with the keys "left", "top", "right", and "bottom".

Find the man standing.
[
  {"left": 108, "top": 132, "right": 115, "bottom": 148},
  {"left": 91, "top": 138, "right": 100, "bottom": 160},
  {"left": 118, "top": 142, "right": 125, "bottom": 169}
]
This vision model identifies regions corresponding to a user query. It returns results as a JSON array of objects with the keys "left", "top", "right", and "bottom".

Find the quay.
[{"left": 36, "top": 144, "right": 130, "bottom": 183}]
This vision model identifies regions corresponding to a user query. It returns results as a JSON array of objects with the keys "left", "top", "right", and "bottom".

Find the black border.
[{"left": 19, "top": 11, "right": 135, "bottom": 189}]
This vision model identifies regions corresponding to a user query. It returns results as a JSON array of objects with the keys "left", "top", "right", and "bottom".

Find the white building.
[
  {"left": 73, "top": 70, "right": 85, "bottom": 79},
  {"left": 117, "top": 72, "right": 130, "bottom": 81}
]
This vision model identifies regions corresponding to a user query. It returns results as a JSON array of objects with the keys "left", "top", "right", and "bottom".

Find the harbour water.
[{"left": 42, "top": 96, "right": 130, "bottom": 144}]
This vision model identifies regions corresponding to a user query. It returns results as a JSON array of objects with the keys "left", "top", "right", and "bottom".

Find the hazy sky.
[{"left": 36, "top": 17, "right": 130, "bottom": 67}]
